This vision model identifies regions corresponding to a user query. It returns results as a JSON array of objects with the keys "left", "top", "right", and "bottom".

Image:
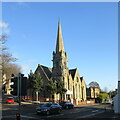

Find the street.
[{"left": 1, "top": 102, "right": 120, "bottom": 120}]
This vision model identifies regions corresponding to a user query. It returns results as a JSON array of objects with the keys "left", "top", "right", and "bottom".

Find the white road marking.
[{"left": 21, "top": 115, "right": 37, "bottom": 119}]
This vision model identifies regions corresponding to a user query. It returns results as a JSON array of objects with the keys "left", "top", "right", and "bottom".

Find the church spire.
[{"left": 56, "top": 20, "right": 65, "bottom": 53}]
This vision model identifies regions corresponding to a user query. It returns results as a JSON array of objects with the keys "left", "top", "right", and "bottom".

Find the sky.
[{"left": 2, "top": 2, "right": 118, "bottom": 91}]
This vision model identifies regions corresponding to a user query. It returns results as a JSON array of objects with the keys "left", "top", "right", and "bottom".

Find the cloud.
[
  {"left": 21, "top": 65, "right": 30, "bottom": 72},
  {"left": 0, "top": 21, "right": 10, "bottom": 34},
  {"left": 0, "top": 22, "right": 8, "bottom": 28},
  {"left": 19, "top": 59, "right": 38, "bottom": 74}
]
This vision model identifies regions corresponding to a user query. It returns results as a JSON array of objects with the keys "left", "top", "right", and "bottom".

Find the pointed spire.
[{"left": 56, "top": 20, "right": 65, "bottom": 53}]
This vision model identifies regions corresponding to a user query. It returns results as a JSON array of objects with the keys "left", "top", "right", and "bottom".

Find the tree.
[
  {"left": 56, "top": 76, "right": 67, "bottom": 101},
  {"left": 31, "top": 72, "right": 43, "bottom": 101},
  {"left": 108, "top": 90, "right": 117, "bottom": 98},
  {"left": 28, "top": 70, "right": 34, "bottom": 89},
  {"left": 1, "top": 35, "right": 21, "bottom": 77},
  {"left": 4, "top": 63, "right": 21, "bottom": 79},
  {"left": 0, "top": 35, "right": 17, "bottom": 65},
  {"left": 97, "top": 93, "right": 109, "bottom": 103},
  {"left": 46, "top": 78, "right": 56, "bottom": 99},
  {"left": 0, "top": 35, "right": 21, "bottom": 92}
]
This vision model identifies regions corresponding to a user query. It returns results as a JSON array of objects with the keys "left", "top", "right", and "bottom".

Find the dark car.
[
  {"left": 12, "top": 96, "right": 19, "bottom": 102},
  {"left": 36, "top": 103, "right": 62, "bottom": 115},
  {"left": 60, "top": 101, "right": 74, "bottom": 109}
]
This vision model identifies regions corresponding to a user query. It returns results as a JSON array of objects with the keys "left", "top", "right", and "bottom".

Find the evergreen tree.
[
  {"left": 30, "top": 71, "right": 43, "bottom": 101},
  {"left": 46, "top": 78, "right": 56, "bottom": 99},
  {"left": 56, "top": 76, "right": 67, "bottom": 101},
  {"left": 28, "top": 70, "right": 34, "bottom": 89}
]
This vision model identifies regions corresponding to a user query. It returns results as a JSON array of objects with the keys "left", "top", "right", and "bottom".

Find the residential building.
[{"left": 87, "top": 81, "right": 100, "bottom": 99}]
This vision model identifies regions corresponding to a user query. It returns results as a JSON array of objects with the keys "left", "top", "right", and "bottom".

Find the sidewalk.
[{"left": 74, "top": 103, "right": 97, "bottom": 107}]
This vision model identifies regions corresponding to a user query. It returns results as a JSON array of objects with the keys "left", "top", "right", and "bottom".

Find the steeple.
[
  {"left": 56, "top": 20, "right": 65, "bottom": 53},
  {"left": 52, "top": 20, "right": 68, "bottom": 80}
]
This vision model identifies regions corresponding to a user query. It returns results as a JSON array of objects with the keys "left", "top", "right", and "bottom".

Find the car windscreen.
[
  {"left": 42, "top": 103, "right": 52, "bottom": 107},
  {"left": 7, "top": 98, "right": 14, "bottom": 100},
  {"left": 65, "top": 102, "right": 71, "bottom": 104}
]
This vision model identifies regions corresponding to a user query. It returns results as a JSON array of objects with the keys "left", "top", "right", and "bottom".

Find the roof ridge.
[{"left": 38, "top": 64, "right": 50, "bottom": 81}]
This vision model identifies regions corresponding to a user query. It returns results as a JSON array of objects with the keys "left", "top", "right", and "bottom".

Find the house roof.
[
  {"left": 80, "top": 76, "right": 83, "bottom": 82},
  {"left": 89, "top": 81, "right": 100, "bottom": 88},
  {"left": 69, "top": 68, "right": 77, "bottom": 79},
  {"left": 40, "top": 65, "right": 52, "bottom": 79}
]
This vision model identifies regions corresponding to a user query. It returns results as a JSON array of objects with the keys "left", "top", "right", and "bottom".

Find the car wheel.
[
  {"left": 46, "top": 111, "right": 50, "bottom": 115},
  {"left": 36, "top": 112, "right": 39, "bottom": 115},
  {"left": 58, "top": 109, "right": 61, "bottom": 114},
  {"left": 66, "top": 106, "right": 68, "bottom": 109}
]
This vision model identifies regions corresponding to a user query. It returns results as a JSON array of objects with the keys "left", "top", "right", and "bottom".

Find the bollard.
[{"left": 16, "top": 113, "right": 20, "bottom": 120}]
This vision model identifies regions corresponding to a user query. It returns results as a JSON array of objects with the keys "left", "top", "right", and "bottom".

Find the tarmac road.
[{"left": 1, "top": 102, "right": 120, "bottom": 120}]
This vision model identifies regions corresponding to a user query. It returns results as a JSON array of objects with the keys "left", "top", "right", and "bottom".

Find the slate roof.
[
  {"left": 80, "top": 76, "right": 83, "bottom": 82},
  {"left": 69, "top": 68, "right": 77, "bottom": 79},
  {"left": 40, "top": 65, "right": 52, "bottom": 79},
  {"left": 38, "top": 64, "right": 52, "bottom": 79},
  {"left": 89, "top": 81, "right": 100, "bottom": 88}
]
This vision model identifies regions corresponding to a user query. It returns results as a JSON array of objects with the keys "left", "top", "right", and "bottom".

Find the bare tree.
[
  {"left": 0, "top": 34, "right": 20, "bottom": 76},
  {"left": 0, "top": 34, "right": 21, "bottom": 92},
  {"left": 4, "top": 63, "right": 21, "bottom": 79}
]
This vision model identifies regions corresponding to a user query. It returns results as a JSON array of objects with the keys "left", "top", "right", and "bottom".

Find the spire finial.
[{"left": 58, "top": 17, "right": 60, "bottom": 24}]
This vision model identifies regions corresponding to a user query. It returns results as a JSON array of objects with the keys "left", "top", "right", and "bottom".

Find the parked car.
[
  {"left": 60, "top": 101, "right": 74, "bottom": 109},
  {"left": 36, "top": 102, "right": 62, "bottom": 115},
  {"left": 13, "top": 96, "right": 19, "bottom": 102},
  {"left": 106, "top": 100, "right": 113, "bottom": 104},
  {"left": 6, "top": 97, "right": 14, "bottom": 104}
]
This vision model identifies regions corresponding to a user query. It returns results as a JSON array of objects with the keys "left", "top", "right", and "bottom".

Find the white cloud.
[
  {"left": 0, "top": 21, "right": 10, "bottom": 34},
  {"left": 21, "top": 65, "right": 30, "bottom": 73},
  {"left": 0, "top": 22, "right": 8, "bottom": 28},
  {"left": 19, "top": 59, "right": 38, "bottom": 74}
]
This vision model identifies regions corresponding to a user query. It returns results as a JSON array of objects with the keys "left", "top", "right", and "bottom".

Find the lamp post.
[{"left": 16, "top": 73, "right": 21, "bottom": 120}]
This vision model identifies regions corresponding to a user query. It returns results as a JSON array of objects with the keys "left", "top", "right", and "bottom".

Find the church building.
[{"left": 27, "top": 21, "right": 86, "bottom": 104}]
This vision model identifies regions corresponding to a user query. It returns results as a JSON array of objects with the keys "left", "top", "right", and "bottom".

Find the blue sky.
[{"left": 2, "top": 2, "right": 118, "bottom": 91}]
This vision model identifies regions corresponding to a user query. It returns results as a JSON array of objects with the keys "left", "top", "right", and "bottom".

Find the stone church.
[{"left": 27, "top": 21, "right": 86, "bottom": 104}]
